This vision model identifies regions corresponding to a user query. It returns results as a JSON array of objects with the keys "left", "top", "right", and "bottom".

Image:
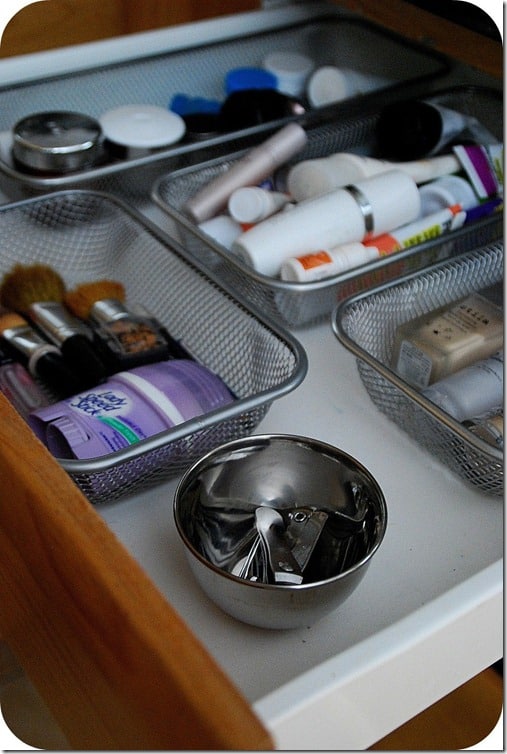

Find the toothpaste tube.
[{"left": 280, "top": 205, "right": 465, "bottom": 281}]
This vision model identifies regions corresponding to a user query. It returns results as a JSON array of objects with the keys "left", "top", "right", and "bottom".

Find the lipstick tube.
[{"left": 183, "top": 123, "right": 307, "bottom": 223}]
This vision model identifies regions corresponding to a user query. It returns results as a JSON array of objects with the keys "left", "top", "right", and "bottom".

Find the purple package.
[{"left": 29, "top": 359, "right": 233, "bottom": 460}]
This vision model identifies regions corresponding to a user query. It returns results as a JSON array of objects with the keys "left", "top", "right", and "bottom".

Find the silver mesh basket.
[
  {"left": 153, "top": 85, "right": 503, "bottom": 327},
  {"left": 333, "top": 242, "right": 503, "bottom": 496},
  {"left": 0, "top": 13, "right": 446, "bottom": 194},
  {"left": 0, "top": 191, "right": 307, "bottom": 503}
]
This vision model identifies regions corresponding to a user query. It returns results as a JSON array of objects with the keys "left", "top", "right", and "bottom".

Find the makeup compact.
[
  {"left": 99, "top": 104, "right": 186, "bottom": 158},
  {"left": 12, "top": 111, "right": 104, "bottom": 174}
]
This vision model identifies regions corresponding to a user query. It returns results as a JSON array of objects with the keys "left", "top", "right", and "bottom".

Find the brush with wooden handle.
[
  {"left": 0, "top": 263, "right": 108, "bottom": 389},
  {"left": 0, "top": 307, "right": 87, "bottom": 398},
  {"left": 64, "top": 279, "right": 193, "bottom": 370}
]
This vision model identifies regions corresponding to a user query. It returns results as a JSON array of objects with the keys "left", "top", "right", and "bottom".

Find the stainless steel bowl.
[{"left": 174, "top": 434, "right": 387, "bottom": 629}]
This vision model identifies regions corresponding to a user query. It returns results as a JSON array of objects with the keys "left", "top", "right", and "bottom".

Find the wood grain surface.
[{"left": 0, "top": 394, "right": 272, "bottom": 749}]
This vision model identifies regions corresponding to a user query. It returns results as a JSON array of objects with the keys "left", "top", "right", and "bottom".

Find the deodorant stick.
[{"left": 233, "top": 170, "right": 421, "bottom": 276}]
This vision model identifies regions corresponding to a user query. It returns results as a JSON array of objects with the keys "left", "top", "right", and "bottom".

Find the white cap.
[
  {"left": 419, "top": 175, "right": 477, "bottom": 217},
  {"left": 228, "top": 187, "right": 289, "bottom": 223},
  {"left": 99, "top": 104, "right": 186, "bottom": 148},
  {"left": 307, "top": 66, "right": 391, "bottom": 107},
  {"left": 263, "top": 51, "right": 314, "bottom": 97},
  {"left": 198, "top": 215, "right": 242, "bottom": 251}
]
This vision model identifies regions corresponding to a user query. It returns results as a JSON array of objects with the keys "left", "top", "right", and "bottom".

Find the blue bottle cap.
[{"left": 225, "top": 67, "right": 278, "bottom": 95}]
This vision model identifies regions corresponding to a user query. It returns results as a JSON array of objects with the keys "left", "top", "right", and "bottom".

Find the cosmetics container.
[
  {"left": 227, "top": 187, "right": 291, "bottom": 224},
  {"left": 198, "top": 215, "right": 243, "bottom": 251},
  {"left": 464, "top": 197, "right": 503, "bottom": 224},
  {"left": 99, "top": 104, "right": 186, "bottom": 158},
  {"left": 360, "top": 204, "right": 466, "bottom": 254},
  {"left": 183, "top": 123, "right": 308, "bottom": 223},
  {"left": 376, "top": 99, "right": 498, "bottom": 160},
  {"left": 468, "top": 414, "right": 504, "bottom": 450},
  {"left": 280, "top": 204, "right": 466, "bottom": 281},
  {"left": 281, "top": 243, "right": 380, "bottom": 282},
  {"left": 306, "top": 66, "right": 391, "bottom": 107},
  {"left": 262, "top": 52, "right": 314, "bottom": 98},
  {"left": 453, "top": 144, "right": 500, "bottom": 199},
  {"left": 422, "top": 351, "right": 503, "bottom": 422},
  {"left": 218, "top": 90, "right": 304, "bottom": 133},
  {"left": 225, "top": 67, "right": 278, "bottom": 94},
  {"left": 233, "top": 170, "right": 421, "bottom": 277},
  {"left": 0, "top": 312, "right": 86, "bottom": 397},
  {"left": 391, "top": 286, "right": 504, "bottom": 389},
  {"left": 418, "top": 175, "right": 477, "bottom": 217},
  {"left": 0, "top": 344, "right": 49, "bottom": 419},
  {"left": 0, "top": 262, "right": 108, "bottom": 388},
  {"left": 64, "top": 280, "right": 192, "bottom": 370},
  {"left": 28, "top": 301, "right": 108, "bottom": 387},
  {"left": 12, "top": 111, "right": 103, "bottom": 174},
  {"left": 286, "top": 151, "right": 461, "bottom": 201},
  {"left": 181, "top": 113, "right": 223, "bottom": 141},
  {"left": 29, "top": 359, "right": 233, "bottom": 460}
]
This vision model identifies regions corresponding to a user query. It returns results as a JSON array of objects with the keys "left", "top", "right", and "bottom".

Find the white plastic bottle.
[
  {"left": 422, "top": 351, "right": 504, "bottom": 422},
  {"left": 281, "top": 242, "right": 380, "bottom": 281},
  {"left": 232, "top": 170, "right": 421, "bottom": 277},
  {"left": 287, "top": 151, "right": 461, "bottom": 201}
]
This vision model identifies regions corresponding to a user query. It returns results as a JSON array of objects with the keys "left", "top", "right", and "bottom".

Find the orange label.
[
  {"left": 297, "top": 250, "right": 333, "bottom": 270},
  {"left": 365, "top": 234, "right": 400, "bottom": 255}
]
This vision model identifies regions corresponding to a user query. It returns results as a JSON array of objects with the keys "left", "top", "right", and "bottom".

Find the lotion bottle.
[
  {"left": 287, "top": 151, "right": 460, "bottom": 201},
  {"left": 233, "top": 169, "right": 421, "bottom": 277},
  {"left": 422, "top": 351, "right": 503, "bottom": 422}
]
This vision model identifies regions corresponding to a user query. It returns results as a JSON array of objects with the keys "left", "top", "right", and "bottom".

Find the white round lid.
[
  {"left": 99, "top": 105, "right": 186, "bottom": 148},
  {"left": 306, "top": 67, "right": 349, "bottom": 107}
]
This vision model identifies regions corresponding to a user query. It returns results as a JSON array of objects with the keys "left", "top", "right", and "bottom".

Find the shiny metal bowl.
[{"left": 174, "top": 434, "right": 387, "bottom": 629}]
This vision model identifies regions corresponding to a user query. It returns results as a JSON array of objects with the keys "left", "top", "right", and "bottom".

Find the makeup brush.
[
  {"left": 0, "top": 263, "right": 108, "bottom": 387},
  {"left": 0, "top": 307, "right": 86, "bottom": 398},
  {"left": 64, "top": 279, "right": 192, "bottom": 370}
]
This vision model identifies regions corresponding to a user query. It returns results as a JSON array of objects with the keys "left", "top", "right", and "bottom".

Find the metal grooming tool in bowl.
[{"left": 173, "top": 434, "right": 387, "bottom": 629}]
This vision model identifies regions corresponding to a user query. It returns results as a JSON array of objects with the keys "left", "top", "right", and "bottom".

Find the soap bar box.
[
  {"left": 153, "top": 85, "right": 503, "bottom": 327},
  {"left": 0, "top": 191, "right": 306, "bottom": 503},
  {"left": 333, "top": 242, "right": 504, "bottom": 496}
]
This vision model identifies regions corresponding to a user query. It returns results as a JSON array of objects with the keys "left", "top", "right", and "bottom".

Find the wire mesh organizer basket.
[
  {"left": 0, "top": 12, "right": 446, "bottom": 193},
  {"left": 0, "top": 190, "right": 307, "bottom": 504},
  {"left": 153, "top": 85, "right": 503, "bottom": 328},
  {"left": 333, "top": 242, "right": 503, "bottom": 496}
]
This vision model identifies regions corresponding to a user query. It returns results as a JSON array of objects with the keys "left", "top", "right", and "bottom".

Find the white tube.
[
  {"left": 183, "top": 123, "right": 307, "bottom": 223},
  {"left": 227, "top": 187, "right": 291, "bottom": 223},
  {"left": 280, "top": 205, "right": 466, "bottom": 281},
  {"left": 281, "top": 243, "right": 379, "bottom": 281},
  {"left": 418, "top": 175, "right": 477, "bottom": 217},
  {"left": 287, "top": 152, "right": 461, "bottom": 201},
  {"left": 364, "top": 205, "right": 466, "bottom": 254},
  {"left": 233, "top": 170, "right": 421, "bottom": 276},
  {"left": 422, "top": 351, "right": 503, "bottom": 422}
]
